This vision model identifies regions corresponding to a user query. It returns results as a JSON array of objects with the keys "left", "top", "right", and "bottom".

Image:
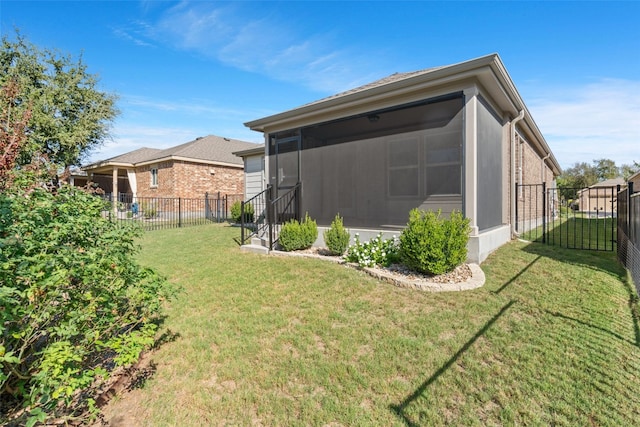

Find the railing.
[
  {"left": 268, "top": 183, "right": 301, "bottom": 249},
  {"left": 240, "top": 186, "right": 271, "bottom": 245},
  {"left": 102, "top": 192, "right": 243, "bottom": 231},
  {"left": 238, "top": 183, "right": 301, "bottom": 249},
  {"left": 618, "top": 182, "right": 639, "bottom": 294}
]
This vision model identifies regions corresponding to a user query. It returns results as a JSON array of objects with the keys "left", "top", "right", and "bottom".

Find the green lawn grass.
[
  {"left": 113, "top": 224, "right": 640, "bottom": 426},
  {"left": 522, "top": 216, "right": 617, "bottom": 251}
]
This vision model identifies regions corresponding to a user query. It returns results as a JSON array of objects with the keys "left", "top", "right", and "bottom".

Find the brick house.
[
  {"left": 82, "top": 135, "right": 259, "bottom": 202},
  {"left": 577, "top": 177, "right": 626, "bottom": 216},
  {"left": 243, "top": 54, "right": 562, "bottom": 263}
]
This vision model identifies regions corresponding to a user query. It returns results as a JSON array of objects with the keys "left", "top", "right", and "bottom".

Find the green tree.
[
  {"left": 593, "top": 158, "right": 619, "bottom": 181},
  {"left": 621, "top": 161, "right": 640, "bottom": 181},
  {"left": 557, "top": 162, "right": 598, "bottom": 190},
  {"left": 1, "top": 31, "right": 118, "bottom": 175}
]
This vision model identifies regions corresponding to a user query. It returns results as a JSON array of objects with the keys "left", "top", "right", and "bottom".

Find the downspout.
[
  {"left": 540, "top": 152, "right": 551, "bottom": 182},
  {"left": 510, "top": 109, "right": 525, "bottom": 238}
]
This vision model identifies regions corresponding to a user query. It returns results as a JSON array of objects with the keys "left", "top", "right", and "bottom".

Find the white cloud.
[
  {"left": 146, "top": 2, "right": 379, "bottom": 94},
  {"left": 111, "top": 23, "right": 155, "bottom": 47},
  {"left": 527, "top": 78, "right": 640, "bottom": 170}
]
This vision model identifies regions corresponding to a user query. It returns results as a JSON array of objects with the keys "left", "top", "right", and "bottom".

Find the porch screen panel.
[
  {"left": 299, "top": 94, "right": 463, "bottom": 228},
  {"left": 477, "top": 96, "right": 503, "bottom": 231}
]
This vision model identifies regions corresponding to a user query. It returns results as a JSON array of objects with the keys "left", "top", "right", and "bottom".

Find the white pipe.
[{"left": 510, "top": 109, "right": 525, "bottom": 238}]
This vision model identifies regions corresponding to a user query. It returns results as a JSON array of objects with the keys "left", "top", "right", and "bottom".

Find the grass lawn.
[
  {"left": 521, "top": 216, "right": 617, "bottom": 251},
  {"left": 102, "top": 224, "right": 640, "bottom": 426}
]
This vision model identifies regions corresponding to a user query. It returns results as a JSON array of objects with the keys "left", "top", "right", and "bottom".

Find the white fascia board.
[{"left": 81, "top": 161, "right": 134, "bottom": 171}]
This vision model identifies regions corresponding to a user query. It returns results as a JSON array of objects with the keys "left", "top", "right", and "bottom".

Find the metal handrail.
[
  {"left": 268, "top": 182, "right": 301, "bottom": 249},
  {"left": 240, "top": 186, "right": 271, "bottom": 245}
]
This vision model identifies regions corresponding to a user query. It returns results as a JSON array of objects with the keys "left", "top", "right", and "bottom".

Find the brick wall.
[
  {"left": 515, "top": 132, "right": 556, "bottom": 225},
  {"left": 135, "top": 160, "right": 244, "bottom": 199}
]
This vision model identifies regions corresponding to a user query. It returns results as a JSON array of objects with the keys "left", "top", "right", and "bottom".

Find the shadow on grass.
[
  {"left": 390, "top": 300, "right": 515, "bottom": 426},
  {"left": 546, "top": 310, "right": 638, "bottom": 347},
  {"left": 520, "top": 241, "right": 624, "bottom": 279},
  {"left": 521, "top": 242, "right": 640, "bottom": 347},
  {"left": 492, "top": 255, "right": 542, "bottom": 295}
]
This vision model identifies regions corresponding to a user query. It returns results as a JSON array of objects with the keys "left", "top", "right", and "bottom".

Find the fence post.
[
  {"left": 542, "top": 182, "right": 546, "bottom": 244},
  {"left": 205, "top": 192, "right": 210, "bottom": 220},
  {"left": 268, "top": 185, "right": 274, "bottom": 249},
  {"left": 630, "top": 182, "right": 634, "bottom": 239},
  {"left": 224, "top": 194, "right": 228, "bottom": 222},
  {"left": 217, "top": 191, "right": 221, "bottom": 223},
  {"left": 178, "top": 198, "right": 182, "bottom": 228},
  {"left": 241, "top": 200, "right": 245, "bottom": 244}
]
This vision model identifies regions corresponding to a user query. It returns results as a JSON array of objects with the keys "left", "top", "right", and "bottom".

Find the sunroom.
[{"left": 244, "top": 54, "right": 560, "bottom": 263}]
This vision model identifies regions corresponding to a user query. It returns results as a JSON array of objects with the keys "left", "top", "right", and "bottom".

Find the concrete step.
[
  {"left": 240, "top": 244, "right": 269, "bottom": 255},
  {"left": 251, "top": 236, "right": 268, "bottom": 247}
]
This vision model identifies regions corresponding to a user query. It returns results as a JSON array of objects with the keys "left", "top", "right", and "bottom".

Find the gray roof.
[
  {"left": 84, "top": 135, "right": 259, "bottom": 170},
  {"left": 590, "top": 177, "right": 626, "bottom": 188},
  {"left": 105, "top": 147, "right": 163, "bottom": 164},
  {"left": 301, "top": 67, "right": 444, "bottom": 108}
]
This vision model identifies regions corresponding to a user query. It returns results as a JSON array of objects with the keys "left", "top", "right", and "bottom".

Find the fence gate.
[{"left": 515, "top": 184, "right": 618, "bottom": 252}]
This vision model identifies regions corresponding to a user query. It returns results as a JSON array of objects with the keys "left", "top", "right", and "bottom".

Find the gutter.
[{"left": 510, "top": 109, "right": 525, "bottom": 238}]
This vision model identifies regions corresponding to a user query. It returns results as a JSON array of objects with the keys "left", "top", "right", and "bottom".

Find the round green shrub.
[
  {"left": 278, "top": 213, "right": 317, "bottom": 251},
  {"left": 399, "top": 209, "right": 470, "bottom": 275},
  {"left": 323, "top": 214, "right": 350, "bottom": 255},
  {"left": 230, "top": 200, "right": 254, "bottom": 223}
]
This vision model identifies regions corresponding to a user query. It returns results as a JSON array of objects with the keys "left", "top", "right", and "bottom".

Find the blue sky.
[{"left": 2, "top": 0, "right": 639, "bottom": 170}]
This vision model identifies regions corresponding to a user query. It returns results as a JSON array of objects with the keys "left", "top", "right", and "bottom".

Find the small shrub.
[
  {"left": 278, "top": 213, "right": 318, "bottom": 251},
  {"left": 140, "top": 201, "right": 158, "bottom": 218},
  {"left": 230, "top": 200, "right": 254, "bottom": 223},
  {"left": 324, "top": 214, "right": 350, "bottom": 255},
  {"left": 399, "top": 209, "right": 470, "bottom": 275},
  {"left": 345, "top": 233, "right": 399, "bottom": 267}
]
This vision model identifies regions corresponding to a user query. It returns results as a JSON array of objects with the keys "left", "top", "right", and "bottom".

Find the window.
[
  {"left": 388, "top": 137, "right": 420, "bottom": 197},
  {"left": 150, "top": 167, "right": 158, "bottom": 187},
  {"left": 425, "top": 130, "right": 461, "bottom": 196}
]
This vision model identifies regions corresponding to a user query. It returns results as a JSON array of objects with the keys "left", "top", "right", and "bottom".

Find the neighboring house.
[
  {"left": 82, "top": 135, "right": 259, "bottom": 201},
  {"left": 577, "top": 177, "right": 626, "bottom": 216},
  {"left": 629, "top": 171, "right": 640, "bottom": 192},
  {"left": 244, "top": 54, "right": 561, "bottom": 263},
  {"left": 233, "top": 144, "right": 266, "bottom": 201}
]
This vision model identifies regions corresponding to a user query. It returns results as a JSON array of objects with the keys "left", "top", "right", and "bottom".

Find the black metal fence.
[
  {"left": 516, "top": 184, "right": 618, "bottom": 251},
  {"left": 102, "top": 192, "right": 243, "bottom": 231},
  {"left": 618, "top": 182, "right": 640, "bottom": 294}
]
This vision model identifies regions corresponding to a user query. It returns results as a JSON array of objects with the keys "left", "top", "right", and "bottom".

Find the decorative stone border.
[{"left": 269, "top": 250, "right": 485, "bottom": 292}]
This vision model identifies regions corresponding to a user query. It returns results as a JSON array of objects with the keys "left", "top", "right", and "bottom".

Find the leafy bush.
[
  {"left": 399, "top": 209, "right": 470, "bottom": 275},
  {"left": 323, "top": 214, "right": 350, "bottom": 255},
  {"left": 278, "top": 213, "right": 318, "bottom": 251},
  {"left": 345, "top": 233, "right": 399, "bottom": 267},
  {"left": 0, "top": 186, "right": 178, "bottom": 423},
  {"left": 140, "top": 200, "right": 158, "bottom": 219},
  {"left": 230, "top": 200, "right": 254, "bottom": 223}
]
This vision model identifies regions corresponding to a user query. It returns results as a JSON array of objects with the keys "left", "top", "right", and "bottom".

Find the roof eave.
[
  {"left": 135, "top": 155, "right": 243, "bottom": 169},
  {"left": 233, "top": 145, "right": 266, "bottom": 158},
  {"left": 244, "top": 54, "right": 503, "bottom": 132},
  {"left": 82, "top": 161, "right": 134, "bottom": 171}
]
